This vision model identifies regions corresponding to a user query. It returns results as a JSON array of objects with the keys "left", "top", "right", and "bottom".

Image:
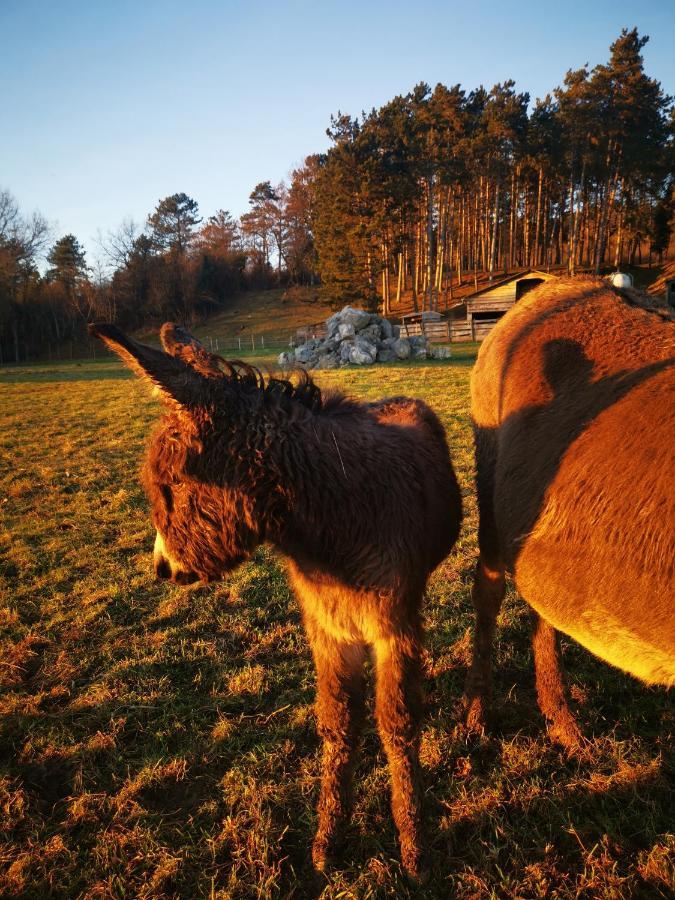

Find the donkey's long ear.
[
  {"left": 89, "top": 323, "right": 205, "bottom": 408},
  {"left": 159, "top": 322, "right": 223, "bottom": 377}
]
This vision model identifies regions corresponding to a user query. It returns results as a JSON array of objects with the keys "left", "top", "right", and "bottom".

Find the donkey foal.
[{"left": 91, "top": 322, "right": 462, "bottom": 878}]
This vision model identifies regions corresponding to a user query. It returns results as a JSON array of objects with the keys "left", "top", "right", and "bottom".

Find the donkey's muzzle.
[
  {"left": 154, "top": 555, "right": 199, "bottom": 585},
  {"left": 153, "top": 531, "right": 199, "bottom": 585},
  {"left": 155, "top": 557, "right": 172, "bottom": 580},
  {"left": 173, "top": 569, "right": 199, "bottom": 586}
]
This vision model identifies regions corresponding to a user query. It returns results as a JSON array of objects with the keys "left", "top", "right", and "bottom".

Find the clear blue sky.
[{"left": 1, "top": 0, "right": 673, "bottom": 264}]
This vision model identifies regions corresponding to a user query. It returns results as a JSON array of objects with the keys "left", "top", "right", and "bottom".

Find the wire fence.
[
  {"left": 2, "top": 327, "right": 480, "bottom": 367},
  {"left": 199, "top": 334, "right": 296, "bottom": 354},
  {"left": 2, "top": 333, "right": 298, "bottom": 366}
]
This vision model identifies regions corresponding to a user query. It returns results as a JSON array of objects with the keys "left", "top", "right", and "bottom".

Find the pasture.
[{"left": 0, "top": 352, "right": 672, "bottom": 898}]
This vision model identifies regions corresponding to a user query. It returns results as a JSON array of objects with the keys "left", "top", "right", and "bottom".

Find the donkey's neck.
[
  {"left": 242, "top": 402, "right": 369, "bottom": 575},
  {"left": 223, "top": 395, "right": 348, "bottom": 551}
]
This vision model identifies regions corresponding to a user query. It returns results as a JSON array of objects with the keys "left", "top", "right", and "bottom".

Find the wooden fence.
[{"left": 400, "top": 320, "right": 449, "bottom": 342}]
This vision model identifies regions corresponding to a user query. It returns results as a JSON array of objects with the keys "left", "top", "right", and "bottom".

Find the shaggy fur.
[
  {"left": 466, "top": 276, "right": 674, "bottom": 747},
  {"left": 89, "top": 322, "right": 462, "bottom": 878}
]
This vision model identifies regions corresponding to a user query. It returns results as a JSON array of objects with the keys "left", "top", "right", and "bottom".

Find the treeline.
[
  {"left": 311, "top": 28, "right": 673, "bottom": 311},
  {"left": 1, "top": 27, "right": 672, "bottom": 362},
  {"left": 0, "top": 183, "right": 316, "bottom": 363}
]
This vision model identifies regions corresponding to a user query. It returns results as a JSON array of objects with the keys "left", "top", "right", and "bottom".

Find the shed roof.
[{"left": 465, "top": 269, "right": 556, "bottom": 299}]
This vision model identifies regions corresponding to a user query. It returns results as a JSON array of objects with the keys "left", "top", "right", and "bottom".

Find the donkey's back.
[
  {"left": 466, "top": 278, "right": 674, "bottom": 746},
  {"left": 369, "top": 396, "right": 462, "bottom": 571}
]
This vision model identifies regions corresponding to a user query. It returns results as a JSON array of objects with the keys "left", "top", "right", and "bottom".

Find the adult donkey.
[
  {"left": 465, "top": 277, "right": 674, "bottom": 747},
  {"left": 90, "top": 322, "right": 462, "bottom": 879}
]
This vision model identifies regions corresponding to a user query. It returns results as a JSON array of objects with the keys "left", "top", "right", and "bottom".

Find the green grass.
[
  {"left": 185, "top": 287, "right": 334, "bottom": 350},
  {"left": 0, "top": 353, "right": 672, "bottom": 898}
]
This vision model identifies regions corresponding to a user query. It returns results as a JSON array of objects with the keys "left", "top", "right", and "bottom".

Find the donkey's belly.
[
  {"left": 522, "top": 582, "right": 674, "bottom": 687},
  {"left": 507, "top": 373, "right": 675, "bottom": 687},
  {"left": 515, "top": 535, "right": 675, "bottom": 687},
  {"left": 288, "top": 562, "right": 393, "bottom": 644}
]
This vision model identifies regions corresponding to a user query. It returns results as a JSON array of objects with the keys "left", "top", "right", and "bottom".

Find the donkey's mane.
[
  {"left": 209, "top": 356, "right": 348, "bottom": 414},
  {"left": 612, "top": 284, "right": 673, "bottom": 320}
]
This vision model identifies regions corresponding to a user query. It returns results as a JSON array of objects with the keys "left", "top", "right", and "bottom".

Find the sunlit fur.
[
  {"left": 465, "top": 277, "right": 674, "bottom": 747},
  {"left": 89, "top": 322, "right": 463, "bottom": 879}
]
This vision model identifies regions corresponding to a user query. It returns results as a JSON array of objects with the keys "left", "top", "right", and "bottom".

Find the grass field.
[{"left": 0, "top": 351, "right": 672, "bottom": 898}]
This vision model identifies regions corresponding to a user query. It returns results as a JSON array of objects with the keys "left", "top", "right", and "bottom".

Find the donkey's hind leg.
[
  {"left": 308, "top": 626, "right": 367, "bottom": 873},
  {"left": 466, "top": 424, "right": 507, "bottom": 733},
  {"left": 464, "top": 555, "right": 506, "bottom": 733},
  {"left": 531, "top": 612, "right": 583, "bottom": 749},
  {"left": 373, "top": 628, "right": 426, "bottom": 881}
]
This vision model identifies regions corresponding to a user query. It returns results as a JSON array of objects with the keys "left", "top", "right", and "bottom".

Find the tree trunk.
[
  {"left": 534, "top": 168, "right": 544, "bottom": 268},
  {"left": 612, "top": 179, "right": 625, "bottom": 269},
  {"left": 396, "top": 252, "right": 403, "bottom": 306},
  {"left": 426, "top": 172, "right": 434, "bottom": 311},
  {"left": 489, "top": 179, "right": 500, "bottom": 280}
]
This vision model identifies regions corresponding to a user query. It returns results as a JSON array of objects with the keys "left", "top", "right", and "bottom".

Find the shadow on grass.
[{"left": 2, "top": 535, "right": 671, "bottom": 898}]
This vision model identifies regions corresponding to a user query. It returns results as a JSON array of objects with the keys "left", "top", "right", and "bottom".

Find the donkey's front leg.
[
  {"left": 373, "top": 629, "right": 426, "bottom": 881},
  {"left": 308, "top": 624, "right": 366, "bottom": 872}
]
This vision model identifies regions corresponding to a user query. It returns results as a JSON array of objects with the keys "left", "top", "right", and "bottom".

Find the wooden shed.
[{"left": 463, "top": 269, "right": 557, "bottom": 340}]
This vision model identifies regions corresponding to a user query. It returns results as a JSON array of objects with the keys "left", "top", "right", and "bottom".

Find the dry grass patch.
[{"left": 0, "top": 352, "right": 672, "bottom": 897}]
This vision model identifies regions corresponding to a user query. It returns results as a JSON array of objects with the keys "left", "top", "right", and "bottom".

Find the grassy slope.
[
  {"left": 185, "top": 289, "right": 334, "bottom": 351},
  {"left": 0, "top": 355, "right": 672, "bottom": 899}
]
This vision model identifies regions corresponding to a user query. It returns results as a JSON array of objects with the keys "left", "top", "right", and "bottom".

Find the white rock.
[
  {"left": 349, "top": 344, "right": 376, "bottom": 365},
  {"left": 294, "top": 344, "right": 318, "bottom": 365},
  {"left": 339, "top": 306, "right": 372, "bottom": 331},
  {"left": 315, "top": 353, "right": 339, "bottom": 369},
  {"left": 430, "top": 346, "right": 452, "bottom": 359},
  {"left": 380, "top": 318, "right": 394, "bottom": 339},
  {"left": 278, "top": 351, "right": 295, "bottom": 367},
  {"left": 376, "top": 348, "right": 396, "bottom": 363},
  {"left": 393, "top": 338, "right": 411, "bottom": 360},
  {"left": 359, "top": 322, "right": 382, "bottom": 341}
]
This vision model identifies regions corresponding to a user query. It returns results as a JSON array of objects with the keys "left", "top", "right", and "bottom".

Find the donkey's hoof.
[
  {"left": 464, "top": 695, "right": 491, "bottom": 737},
  {"left": 400, "top": 842, "right": 429, "bottom": 884},
  {"left": 547, "top": 714, "right": 587, "bottom": 755},
  {"left": 312, "top": 833, "right": 341, "bottom": 874}
]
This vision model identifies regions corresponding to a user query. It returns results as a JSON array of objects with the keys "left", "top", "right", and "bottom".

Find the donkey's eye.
[{"left": 161, "top": 484, "right": 174, "bottom": 513}]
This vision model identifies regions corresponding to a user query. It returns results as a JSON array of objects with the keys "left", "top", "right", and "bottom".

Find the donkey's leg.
[
  {"left": 373, "top": 629, "right": 426, "bottom": 880},
  {"left": 465, "top": 424, "right": 507, "bottom": 733},
  {"left": 530, "top": 612, "right": 583, "bottom": 749},
  {"left": 464, "top": 555, "right": 506, "bottom": 733},
  {"left": 309, "top": 626, "right": 367, "bottom": 872}
]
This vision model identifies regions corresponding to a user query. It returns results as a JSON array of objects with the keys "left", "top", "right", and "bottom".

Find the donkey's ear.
[
  {"left": 159, "top": 322, "right": 223, "bottom": 377},
  {"left": 89, "top": 323, "right": 205, "bottom": 408}
]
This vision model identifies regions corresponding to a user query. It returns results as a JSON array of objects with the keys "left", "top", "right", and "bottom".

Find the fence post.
[
  {"left": 238, "top": 337, "right": 241, "bottom": 351},
  {"left": 251, "top": 334, "right": 255, "bottom": 351},
  {"left": 215, "top": 338, "right": 219, "bottom": 351},
  {"left": 261, "top": 335, "right": 265, "bottom": 350}
]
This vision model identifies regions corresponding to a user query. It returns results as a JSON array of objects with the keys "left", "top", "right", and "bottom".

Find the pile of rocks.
[{"left": 278, "top": 305, "right": 449, "bottom": 370}]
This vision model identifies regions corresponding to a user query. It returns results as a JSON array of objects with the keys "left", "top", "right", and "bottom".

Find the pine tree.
[{"left": 147, "top": 193, "right": 201, "bottom": 256}]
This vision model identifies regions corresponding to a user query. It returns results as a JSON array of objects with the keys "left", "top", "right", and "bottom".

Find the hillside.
[
  {"left": 188, "top": 260, "right": 674, "bottom": 356},
  {"left": 189, "top": 288, "right": 333, "bottom": 354}
]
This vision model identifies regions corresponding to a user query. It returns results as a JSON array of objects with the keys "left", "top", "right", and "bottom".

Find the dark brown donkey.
[
  {"left": 466, "top": 277, "right": 674, "bottom": 748},
  {"left": 90, "top": 322, "right": 462, "bottom": 878}
]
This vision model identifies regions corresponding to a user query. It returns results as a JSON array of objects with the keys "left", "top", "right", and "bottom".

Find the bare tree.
[{"left": 96, "top": 217, "right": 141, "bottom": 271}]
